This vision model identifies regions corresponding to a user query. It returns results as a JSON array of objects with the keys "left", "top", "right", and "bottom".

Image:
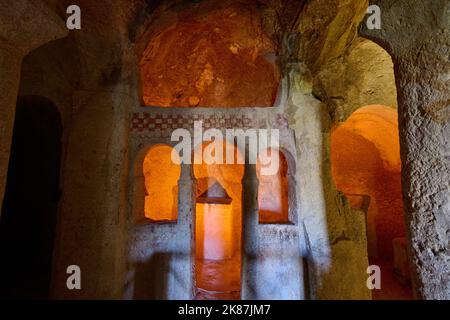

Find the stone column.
[
  {"left": 240, "top": 162, "right": 259, "bottom": 300},
  {"left": 174, "top": 164, "right": 196, "bottom": 299},
  {"left": 0, "top": 0, "right": 67, "bottom": 214},
  {"left": 51, "top": 90, "right": 130, "bottom": 299},
  {"left": 361, "top": 0, "right": 450, "bottom": 299}
]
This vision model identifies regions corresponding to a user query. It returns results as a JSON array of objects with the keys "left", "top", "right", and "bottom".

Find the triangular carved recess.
[{"left": 197, "top": 179, "right": 232, "bottom": 205}]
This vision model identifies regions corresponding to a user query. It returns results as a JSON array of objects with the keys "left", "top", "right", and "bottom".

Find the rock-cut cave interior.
[{"left": 0, "top": 0, "right": 449, "bottom": 301}]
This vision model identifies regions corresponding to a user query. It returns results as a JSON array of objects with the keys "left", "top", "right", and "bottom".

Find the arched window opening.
[
  {"left": 257, "top": 148, "right": 293, "bottom": 224},
  {"left": 331, "top": 105, "right": 412, "bottom": 300},
  {"left": 139, "top": 2, "right": 280, "bottom": 108},
  {"left": 142, "top": 145, "right": 180, "bottom": 222},
  {"left": 193, "top": 140, "right": 244, "bottom": 299}
]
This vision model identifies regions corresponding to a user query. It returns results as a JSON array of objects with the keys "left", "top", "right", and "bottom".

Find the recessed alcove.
[
  {"left": 193, "top": 140, "right": 244, "bottom": 299},
  {"left": 257, "top": 148, "right": 294, "bottom": 224},
  {"left": 133, "top": 144, "right": 181, "bottom": 223},
  {"left": 138, "top": 2, "right": 280, "bottom": 108}
]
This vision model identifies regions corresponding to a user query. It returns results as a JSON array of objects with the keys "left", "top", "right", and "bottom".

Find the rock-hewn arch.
[{"left": 331, "top": 105, "right": 412, "bottom": 299}]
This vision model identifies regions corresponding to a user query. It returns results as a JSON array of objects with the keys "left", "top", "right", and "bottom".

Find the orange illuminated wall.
[
  {"left": 143, "top": 145, "right": 180, "bottom": 221},
  {"left": 139, "top": 2, "right": 280, "bottom": 107},
  {"left": 196, "top": 203, "right": 233, "bottom": 260},
  {"left": 194, "top": 141, "right": 244, "bottom": 260},
  {"left": 331, "top": 105, "right": 405, "bottom": 259},
  {"left": 257, "top": 149, "right": 289, "bottom": 223}
]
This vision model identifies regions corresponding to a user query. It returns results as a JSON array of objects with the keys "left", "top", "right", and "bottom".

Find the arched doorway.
[
  {"left": 193, "top": 140, "right": 244, "bottom": 299},
  {"left": 331, "top": 105, "right": 412, "bottom": 299},
  {"left": 0, "top": 96, "right": 63, "bottom": 299}
]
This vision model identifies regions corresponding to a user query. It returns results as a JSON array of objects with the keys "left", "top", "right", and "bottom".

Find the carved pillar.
[
  {"left": 52, "top": 90, "right": 130, "bottom": 299},
  {"left": 241, "top": 161, "right": 259, "bottom": 300},
  {"left": 175, "top": 163, "right": 196, "bottom": 299},
  {"left": 0, "top": 0, "right": 67, "bottom": 214},
  {"left": 361, "top": 0, "right": 450, "bottom": 299}
]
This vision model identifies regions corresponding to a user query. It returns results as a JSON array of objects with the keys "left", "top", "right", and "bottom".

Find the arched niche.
[
  {"left": 257, "top": 148, "right": 297, "bottom": 224},
  {"left": 132, "top": 144, "right": 181, "bottom": 223},
  {"left": 192, "top": 140, "right": 244, "bottom": 299},
  {"left": 193, "top": 140, "right": 244, "bottom": 260},
  {"left": 138, "top": 1, "right": 280, "bottom": 108}
]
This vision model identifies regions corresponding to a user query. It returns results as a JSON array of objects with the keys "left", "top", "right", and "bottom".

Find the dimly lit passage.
[
  {"left": 331, "top": 105, "right": 412, "bottom": 300},
  {"left": 0, "top": 96, "right": 62, "bottom": 299}
]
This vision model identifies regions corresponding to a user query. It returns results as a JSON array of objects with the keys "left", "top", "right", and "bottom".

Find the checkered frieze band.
[{"left": 130, "top": 113, "right": 254, "bottom": 132}]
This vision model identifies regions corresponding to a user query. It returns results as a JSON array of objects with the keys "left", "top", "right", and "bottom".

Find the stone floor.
[
  {"left": 194, "top": 257, "right": 413, "bottom": 300},
  {"left": 195, "top": 259, "right": 241, "bottom": 300}
]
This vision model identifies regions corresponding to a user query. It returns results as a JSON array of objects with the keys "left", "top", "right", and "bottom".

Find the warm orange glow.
[
  {"left": 143, "top": 145, "right": 180, "bottom": 221},
  {"left": 194, "top": 141, "right": 243, "bottom": 296},
  {"left": 257, "top": 149, "right": 289, "bottom": 223},
  {"left": 194, "top": 141, "right": 243, "bottom": 259},
  {"left": 331, "top": 105, "right": 404, "bottom": 259},
  {"left": 196, "top": 203, "right": 233, "bottom": 260},
  {"left": 337, "top": 105, "right": 401, "bottom": 171},
  {"left": 140, "top": 3, "right": 280, "bottom": 107}
]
